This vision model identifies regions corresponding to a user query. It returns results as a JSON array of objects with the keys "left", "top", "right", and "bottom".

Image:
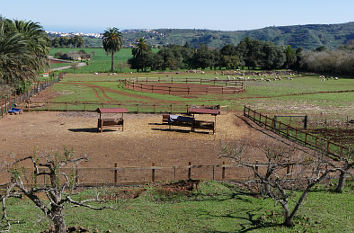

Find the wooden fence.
[
  {"left": 25, "top": 102, "right": 229, "bottom": 114},
  {"left": 121, "top": 79, "right": 245, "bottom": 95},
  {"left": 0, "top": 162, "right": 289, "bottom": 187},
  {"left": 243, "top": 106, "right": 349, "bottom": 159},
  {"left": 1, "top": 75, "right": 61, "bottom": 118}
]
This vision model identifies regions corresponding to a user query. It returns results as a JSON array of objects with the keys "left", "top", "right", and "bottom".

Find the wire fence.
[
  {"left": 0, "top": 73, "right": 63, "bottom": 118},
  {"left": 243, "top": 106, "right": 349, "bottom": 159}
]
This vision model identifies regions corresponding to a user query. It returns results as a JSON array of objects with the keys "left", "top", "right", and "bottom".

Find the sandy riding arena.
[{"left": 0, "top": 111, "right": 263, "bottom": 167}]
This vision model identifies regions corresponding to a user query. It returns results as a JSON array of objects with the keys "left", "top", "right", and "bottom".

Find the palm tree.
[
  {"left": 102, "top": 27, "right": 123, "bottom": 72},
  {"left": 131, "top": 38, "right": 150, "bottom": 72},
  {"left": 0, "top": 17, "right": 49, "bottom": 85}
]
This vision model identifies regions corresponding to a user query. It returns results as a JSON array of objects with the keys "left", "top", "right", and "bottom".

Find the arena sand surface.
[{"left": 0, "top": 111, "right": 266, "bottom": 168}]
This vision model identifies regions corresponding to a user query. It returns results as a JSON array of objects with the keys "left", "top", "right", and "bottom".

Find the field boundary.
[
  {"left": 0, "top": 73, "right": 63, "bottom": 118},
  {"left": 25, "top": 102, "right": 228, "bottom": 114},
  {"left": 243, "top": 106, "right": 349, "bottom": 159},
  {"left": 121, "top": 78, "right": 245, "bottom": 96},
  {"left": 1, "top": 162, "right": 324, "bottom": 187}
]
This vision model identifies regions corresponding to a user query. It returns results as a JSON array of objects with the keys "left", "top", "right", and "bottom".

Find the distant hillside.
[
  {"left": 50, "top": 22, "right": 354, "bottom": 50},
  {"left": 121, "top": 22, "right": 354, "bottom": 50}
]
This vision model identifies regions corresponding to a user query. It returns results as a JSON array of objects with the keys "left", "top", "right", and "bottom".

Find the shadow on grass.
[
  {"left": 68, "top": 128, "right": 117, "bottom": 133},
  {"left": 200, "top": 209, "right": 281, "bottom": 233}
]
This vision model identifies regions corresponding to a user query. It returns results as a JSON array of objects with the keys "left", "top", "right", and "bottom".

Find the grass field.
[
  {"left": 49, "top": 48, "right": 157, "bottom": 73},
  {"left": 47, "top": 73, "right": 354, "bottom": 116},
  {"left": 3, "top": 181, "right": 353, "bottom": 232}
]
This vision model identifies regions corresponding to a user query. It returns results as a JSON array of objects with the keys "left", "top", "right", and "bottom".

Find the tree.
[
  {"left": 0, "top": 150, "right": 113, "bottom": 233},
  {"left": 283, "top": 45, "right": 297, "bottom": 69},
  {"left": 220, "top": 138, "right": 339, "bottom": 227},
  {"left": 334, "top": 145, "right": 353, "bottom": 193},
  {"left": 102, "top": 27, "right": 123, "bottom": 72},
  {"left": 128, "top": 38, "right": 153, "bottom": 72},
  {"left": 0, "top": 17, "right": 49, "bottom": 86}
]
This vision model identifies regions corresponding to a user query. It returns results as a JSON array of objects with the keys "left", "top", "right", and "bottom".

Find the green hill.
[
  {"left": 50, "top": 22, "right": 354, "bottom": 50},
  {"left": 121, "top": 22, "right": 354, "bottom": 49}
]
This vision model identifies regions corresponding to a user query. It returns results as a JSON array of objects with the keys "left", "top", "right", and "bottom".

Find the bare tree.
[
  {"left": 335, "top": 145, "right": 353, "bottom": 193},
  {"left": 0, "top": 150, "right": 113, "bottom": 233},
  {"left": 220, "top": 139, "right": 339, "bottom": 227}
]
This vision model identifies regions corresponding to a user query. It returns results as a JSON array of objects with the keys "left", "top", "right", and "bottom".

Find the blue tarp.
[
  {"left": 169, "top": 115, "right": 194, "bottom": 123},
  {"left": 8, "top": 107, "right": 21, "bottom": 114}
]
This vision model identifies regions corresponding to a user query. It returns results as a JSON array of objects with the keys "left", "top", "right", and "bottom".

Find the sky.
[{"left": 1, "top": 0, "right": 354, "bottom": 32}]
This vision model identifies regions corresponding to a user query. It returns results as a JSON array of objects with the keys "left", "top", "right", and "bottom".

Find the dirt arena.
[{"left": 0, "top": 111, "right": 268, "bottom": 168}]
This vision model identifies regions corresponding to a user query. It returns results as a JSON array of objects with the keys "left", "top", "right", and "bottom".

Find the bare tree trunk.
[
  {"left": 53, "top": 207, "right": 66, "bottom": 233},
  {"left": 111, "top": 52, "right": 114, "bottom": 72},
  {"left": 335, "top": 170, "right": 346, "bottom": 193}
]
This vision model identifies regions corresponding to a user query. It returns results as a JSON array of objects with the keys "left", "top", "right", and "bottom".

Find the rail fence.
[
  {"left": 121, "top": 79, "right": 245, "bottom": 95},
  {"left": 243, "top": 106, "right": 349, "bottom": 159},
  {"left": 25, "top": 102, "right": 229, "bottom": 114},
  {"left": 0, "top": 73, "right": 63, "bottom": 118},
  {"left": 0, "top": 162, "right": 313, "bottom": 187}
]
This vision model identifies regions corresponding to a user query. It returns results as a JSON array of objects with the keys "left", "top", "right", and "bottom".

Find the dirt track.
[{"left": 0, "top": 112, "right": 270, "bottom": 168}]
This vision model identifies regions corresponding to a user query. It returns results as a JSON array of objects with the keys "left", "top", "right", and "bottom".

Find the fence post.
[
  {"left": 173, "top": 166, "right": 176, "bottom": 180},
  {"left": 188, "top": 162, "right": 191, "bottom": 180},
  {"left": 254, "top": 161, "right": 259, "bottom": 178},
  {"left": 75, "top": 167, "right": 79, "bottom": 186},
  {"left": 212, "top": 165, "right": 215, "bottom": 180},
  {"left": 222, "top": 162, "right": 225, "bottom": 180},
  {"left": 304, "top": 133, "right": 308, "bottom": 145},
  {"left": 114, "top": 163, "right": 118, "bottom": 185},
  {"left": 152, "top": 163, "right": 155, "bottom": 182}
]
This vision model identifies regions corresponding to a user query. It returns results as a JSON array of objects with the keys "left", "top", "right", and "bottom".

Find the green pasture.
[
  {"left": 3, "top": 180, "right": 353, "bottom": 233},
  {"left": 49, "top": 48, "right": 156, "bottom": 73},
  {"left": 49, "top": 74, "right": 354, "bottom": 116}
]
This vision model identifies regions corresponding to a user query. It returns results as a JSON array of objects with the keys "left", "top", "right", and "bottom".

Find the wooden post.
[
  {"left": 188, "top": 162, "right": 191, "bottom": 180},
  {"left": 75, "top": 167, "right": 79, "bottom": 185},
  {"left": 212, "top": 165, "right": 215, "bottom": 180},
  {"left": 287, "top": 165, "right": 290, "bottom": 175},
  {"left": 304, "top": 133, "right": 308, "bottom": 145},
  {"left": 173, "top": 166, "right": 176, "bottom": 180},
  {"left": 265, "top": 117, "right": 268, "bottom": 128},
  {"left": 254, "top": 161, "right": 259, "bottom": 178},
  {"left": 222, "top": 162, "right": 225, "bottom": 180},
  {"left": 114, "top": 163, "right": 118, "bottom": 185},
  {"left": 152, "top": 163, "right": 155, "bottom": 182}
]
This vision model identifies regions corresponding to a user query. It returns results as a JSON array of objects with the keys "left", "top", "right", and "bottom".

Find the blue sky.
[{"left": 1, "top": 0, "right": 353, "bottom": 32}]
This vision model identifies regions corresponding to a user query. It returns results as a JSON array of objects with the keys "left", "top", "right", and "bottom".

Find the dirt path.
[{"left": 61, "top": 82, "right": 182, "bottom": 104}]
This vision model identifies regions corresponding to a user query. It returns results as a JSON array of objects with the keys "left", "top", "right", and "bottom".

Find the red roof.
[
  {"left": 188, "top": 108, "right": 220, "bottom": 115},
  {"left": 96, "top": 108, "right": 129, "bottom": 114}
]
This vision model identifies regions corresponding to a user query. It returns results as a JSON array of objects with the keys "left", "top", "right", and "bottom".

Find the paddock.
[{"left": 0, "top": 111, "right": 269, "bottom": 167}]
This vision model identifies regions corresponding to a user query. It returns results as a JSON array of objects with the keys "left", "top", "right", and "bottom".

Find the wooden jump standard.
[
  {"left": 96, "top": 108, "right": 128, "bottom": 133},
  {"left": 162, "top": 108, "right": 220, "bottom": 134}
]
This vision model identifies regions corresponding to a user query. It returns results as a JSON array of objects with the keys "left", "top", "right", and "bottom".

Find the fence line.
[
  {"left": 243, "top": 106, "right": 349, "bottom": 159},
  {"left": 1, "top": 73, "right": 63, "bottom": 118},
  {"left": 0, "top": 162, "right": 293, "bottom": 187},
  {"left": 121, "top": 79, "right": 245, "bottom": 95},
  {"left": 25, "top": 102, "right": 227, "bottom": 114}
]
